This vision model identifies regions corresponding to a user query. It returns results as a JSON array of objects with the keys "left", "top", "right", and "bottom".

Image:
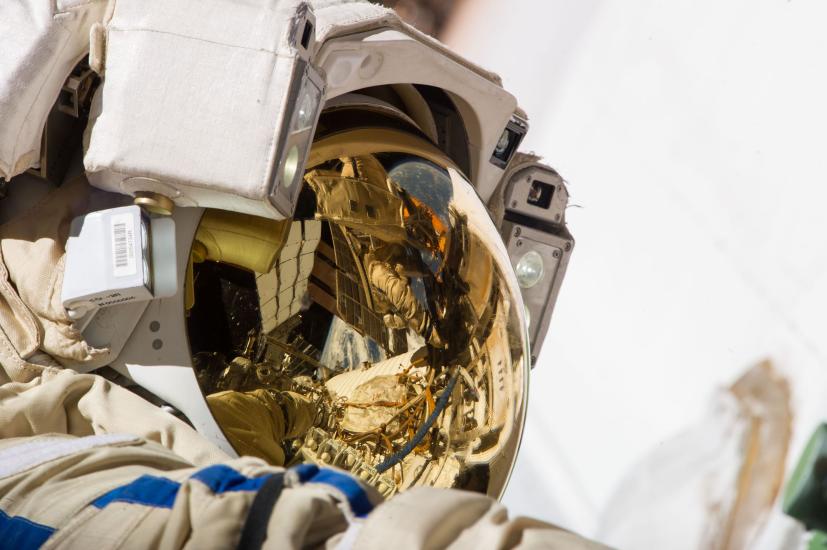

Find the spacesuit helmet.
[{"left": 181, "top": 102, "right": 530, "bottom": 498}]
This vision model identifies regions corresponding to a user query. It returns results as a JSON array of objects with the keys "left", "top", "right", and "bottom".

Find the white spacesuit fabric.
[
  {"left": 0, "top": 371, "right": 608, "bottom": 549},
  {"left": 0, "top": 0, "right": 108, "bottom": 181},
  {"left": 83, "top": 0, "right": 311, "bottom": 218},
  {"left": 0, "top": 368, "right": 226, "bottom": 466}
]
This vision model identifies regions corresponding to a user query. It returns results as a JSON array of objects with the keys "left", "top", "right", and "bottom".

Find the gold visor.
[{"left": 186, "top": 122, "right": 529, "bottom": 499}]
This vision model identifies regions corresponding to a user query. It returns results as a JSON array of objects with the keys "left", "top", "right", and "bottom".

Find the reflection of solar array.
[
  {"left": 256, "top": 220, "right": 321, "bottom": 334},
  {"left": 330, "top": 225, "right": 390, "bottom": 351},
  {"left": 262, "top": 315, "right": 323, "bottom": 373}
]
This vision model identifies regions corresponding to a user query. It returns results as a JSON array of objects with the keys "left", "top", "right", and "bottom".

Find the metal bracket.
[{"left": 58, "top": 67, "right": 96, "bottom": 118}]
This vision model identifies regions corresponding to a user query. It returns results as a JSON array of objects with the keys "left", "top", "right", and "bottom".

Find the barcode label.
[{"left": 111, "top": 213, "right": 137, "bottom": 277}]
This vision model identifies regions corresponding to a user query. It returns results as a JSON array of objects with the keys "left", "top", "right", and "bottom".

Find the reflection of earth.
[
  {"left": 388, "top": 158, "right": 453, "bottom": 225},
  {"left": 320, "top": 316, "right": 385, "bottom": 371}
]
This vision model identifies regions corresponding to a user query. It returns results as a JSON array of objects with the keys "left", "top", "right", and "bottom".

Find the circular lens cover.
[{"left": 515, "top": 250, "right": 545, "bottom": 289}]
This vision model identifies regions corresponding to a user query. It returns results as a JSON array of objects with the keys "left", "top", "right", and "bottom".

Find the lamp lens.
[
  {"left": 293, "top": 85, "right": 319, "bottom": 132},
  {"left": 297, "top": 93, "right": 314, "bottom": 129},
  {"left": 282, "top": 145, "right": 300, "bottom": 190},
  {"left": 515, "top": 250, "right": 544, "bottom": 289}
]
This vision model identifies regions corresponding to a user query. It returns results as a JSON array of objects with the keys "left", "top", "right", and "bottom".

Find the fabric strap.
[
  {"left": 0, "top": 434, "right": 138, "bottom": 479},
  {"left": 236, "top": 472, "right": 286, "bottom": 550}
]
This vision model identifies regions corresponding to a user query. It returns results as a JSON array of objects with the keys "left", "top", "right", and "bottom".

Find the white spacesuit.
[{"left": 0, "top": 0, "right": 599, "bottom": 548}]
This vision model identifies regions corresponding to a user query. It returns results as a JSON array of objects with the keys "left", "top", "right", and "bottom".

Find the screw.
[
  {"left": 152, "top": 339, "right": 163, "bottom": 350},
  {"left": 555, "top": 214, "right": 560, "bottom": 221},
  {"left": 531, "top": 355, "right": 537, "bottom": 363},
  {"left": 149, "top": 320, "right": 160, "bottom": 332},
  {"left": 514, "top": 227, "right": 521, "bottom": 237},
  {"left": 552, "top": 250, "right": 560, "bottom": 258},
  {"left": 516, "top": 239, "right": 523, "bottom": 247},
  {"left": 511, "top": 200, "right": 518, "bottom": 208},
  {"left": 565, "top": 242, "right": 572, "bottom": 251}
]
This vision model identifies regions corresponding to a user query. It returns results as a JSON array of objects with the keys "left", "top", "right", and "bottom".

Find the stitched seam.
[
  {"left": 106, "top": 26, "right": 292, "bottom": 55},
  {"left": 91, "top": 162, "right": 265, "bottom": 202},
  {"left": 257, "top": 61, "right": 280, "bottom": 199},
  {"left": 0, "top": 272, "right": 42, "bottom": 354},
  {"left": 0, "top": 326, "right": 42, "bottom": 379},
  {"left": 10, "top": 32, "right": 79, "bottom": 164},
  {"left": 56, "top": 0, "right": 106, "bottom": 13},
  {"left": 0, "top": 512, "right": 54, "bottom": 530},
  {"left": 39, "top": 506, "right": 95, "bottom": 550},
  {"left": 98, "top": 497, "right": 172, "bottom": 507}
]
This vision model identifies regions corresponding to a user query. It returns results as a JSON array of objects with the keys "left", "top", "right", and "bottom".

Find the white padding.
[
  {"left": 0, "top": 433, "right": 139, "bottom": 479},
  {"left": 83, "top": 0, "right": 512, "bottom": 213},
  {"left": 0, "top": 0, "right": 107, "bottom": 181},
  {"left": 83, "top": 0, "right": 308, "bottom": 219}
]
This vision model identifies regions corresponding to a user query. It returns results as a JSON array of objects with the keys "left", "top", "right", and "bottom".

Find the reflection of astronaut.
[
  {"left": 307, "top": 154, "right": 448, "bottom": 347},
  {"left": 365, "top": 244, "right": 444, "bottom": 347},
  {"left": 367, "top": 250, "right": 426, "bottom": 331},
  {"left": 193, "top": 350, "right": 322, "bottom": 466},
  {"left": 208, "top": 388, "right": 315, "bottom": 466}
]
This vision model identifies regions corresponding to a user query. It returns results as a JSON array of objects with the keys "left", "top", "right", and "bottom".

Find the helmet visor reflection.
[{"left": 187, "top": 133, "right": 528, "bottom": 499}]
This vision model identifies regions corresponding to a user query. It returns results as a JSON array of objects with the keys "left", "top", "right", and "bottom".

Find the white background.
[{"left": 444, "top": 0, "right": 827, "bottom": 542}]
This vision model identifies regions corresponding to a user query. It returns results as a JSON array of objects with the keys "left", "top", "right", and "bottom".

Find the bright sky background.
[{"left": 444, "top": 0, "right": 827, "bottom": 542}]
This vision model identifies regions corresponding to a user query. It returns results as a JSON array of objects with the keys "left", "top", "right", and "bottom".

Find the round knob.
[{"left": 134, "top": 191, "right": 174, "bottom": 216}]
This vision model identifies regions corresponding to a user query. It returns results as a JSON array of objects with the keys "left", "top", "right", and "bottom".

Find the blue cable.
[{"left": 375, "top": 371, "right": 459, "bottom": 473}]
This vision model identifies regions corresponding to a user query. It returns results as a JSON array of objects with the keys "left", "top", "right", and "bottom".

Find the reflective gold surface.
[{"left": 187, "top": 131, "right": 528, "bottom": 498}]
